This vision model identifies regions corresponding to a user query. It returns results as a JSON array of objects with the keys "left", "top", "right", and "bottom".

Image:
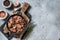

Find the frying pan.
[{"left": 7, "top": 14, "right": 27, "bottom": 34}]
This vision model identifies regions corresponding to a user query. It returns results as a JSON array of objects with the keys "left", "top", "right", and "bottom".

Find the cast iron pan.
[{"left": 7, "top": 12, "right": 27, "bottom": 40}]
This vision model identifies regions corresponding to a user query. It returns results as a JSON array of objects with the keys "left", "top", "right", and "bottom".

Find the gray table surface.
[{"left": 0, "top": 0, "right": 60, "bottom": 40}]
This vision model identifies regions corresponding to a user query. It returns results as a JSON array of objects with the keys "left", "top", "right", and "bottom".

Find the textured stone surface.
[{"left": 0, "top": 0, "right": 60, "bottom": 40}]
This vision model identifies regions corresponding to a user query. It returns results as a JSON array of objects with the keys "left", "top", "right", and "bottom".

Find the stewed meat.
[{"left": 8, "top": 15, "right": 25, "bottom": 33}]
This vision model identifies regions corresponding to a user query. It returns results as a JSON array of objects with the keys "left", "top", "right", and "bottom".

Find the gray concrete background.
[{"left": 0, "top": 0, "right": 60, "bottom": 40}]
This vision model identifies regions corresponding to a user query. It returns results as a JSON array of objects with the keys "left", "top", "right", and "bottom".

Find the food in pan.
[{"left": 8, "top": 15, "right": 25, "bottom": 33}]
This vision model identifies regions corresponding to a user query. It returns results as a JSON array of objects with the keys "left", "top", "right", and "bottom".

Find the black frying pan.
[{"left": 6, "top": 12, "right": 27, "bottom": 34}]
